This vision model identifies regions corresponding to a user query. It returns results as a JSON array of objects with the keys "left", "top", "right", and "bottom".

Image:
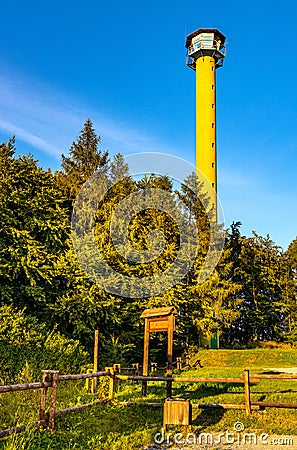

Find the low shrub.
[{"left": 0, "top": 305, "right": 89, "bottom": 382}]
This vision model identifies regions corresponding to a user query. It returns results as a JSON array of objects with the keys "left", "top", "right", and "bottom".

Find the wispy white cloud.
[
  {"left": 0, "top": 70, "right": 183, "bottom": 162},
  {"left": 0, "top": 118, "right": 59, "bottom": 156},
  {"left": 0, "top": 73, "right": 85, "bottom": 159}
]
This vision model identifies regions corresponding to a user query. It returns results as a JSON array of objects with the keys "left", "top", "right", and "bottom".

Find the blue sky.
[{"left": 0, "top": 0, "right": 296, "bottom": 249}]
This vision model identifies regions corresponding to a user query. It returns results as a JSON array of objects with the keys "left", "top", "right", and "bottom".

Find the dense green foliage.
[
  {"left": 225, "top": 226, "right": 294, "bottom": 345},
  {"left": 0, "top": 305, "right": 88, "bottom": 382},
  {"left": 0, "top": 119, "right": 296, "bottom": 380}
]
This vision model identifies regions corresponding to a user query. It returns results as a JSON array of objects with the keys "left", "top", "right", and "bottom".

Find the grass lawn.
[{"left": 0, "top": 348, "right": 297, "bottom": 449}]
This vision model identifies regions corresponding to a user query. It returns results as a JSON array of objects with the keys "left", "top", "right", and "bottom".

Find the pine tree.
[
  {"left": 56, "top": 119, "right": 109, "bottom": 204},
  {"left": 109, "top": 152, "right": 129, "bottom": 183}
]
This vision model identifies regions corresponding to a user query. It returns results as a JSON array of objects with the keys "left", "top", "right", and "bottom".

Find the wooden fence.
[
  {"left": 0, "top": 369, "right": 110, "bottom": 438},
  {"left": 112, "top": 366, "right": 297, "bottom": 416},
  {"left": 1, "top": 365, "right": 297, "bottom": 438}
]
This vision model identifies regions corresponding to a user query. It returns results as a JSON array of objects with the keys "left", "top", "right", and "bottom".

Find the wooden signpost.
[{"left": 140, "top": 306, "right": 178, "bottom": 397}]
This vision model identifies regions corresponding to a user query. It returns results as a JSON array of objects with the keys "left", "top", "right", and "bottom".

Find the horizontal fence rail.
[
  {"left": 54, "top": 399, "right": 109, "bottom": 416},
  {"left": 252, "top": 401, "right": 297, "bottom": 408},
  {"left": 0, "top": 381, "right": 52, "bottom": 394},
  {"left": 0, "top": 420, "right": 47, "bottom": 439},
  {"left": 58, "top": 371, "right": 110, "bottom": 381},
  {"left": 116, "top": 374, "right": 255, "bottom": 383},
  {"left": 251, "top": 374, "right": 297, "bottom": 380},
  {"left": 0, "top": 371, "right": 110, "bottom": 394}
]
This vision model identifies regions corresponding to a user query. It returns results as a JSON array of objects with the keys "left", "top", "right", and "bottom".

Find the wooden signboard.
[{"left": 148, "top": 318, "right": 169, "bottom": 332}]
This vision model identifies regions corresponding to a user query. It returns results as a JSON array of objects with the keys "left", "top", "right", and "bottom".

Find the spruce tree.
[{"left": 57, "top": 118, "right": 109, "bottom": 204}]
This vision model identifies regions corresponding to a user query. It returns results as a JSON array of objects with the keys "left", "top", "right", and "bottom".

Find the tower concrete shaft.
[
  {"left": 195, "top": 55, "right": 216, "bottom": 197},
  {"left": 186, "top": 29, "right": 226, "bottom": 217}
]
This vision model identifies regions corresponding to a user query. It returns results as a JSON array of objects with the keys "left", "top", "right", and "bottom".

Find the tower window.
[
  {"left": 212, "top": 103, "right": 214, "bottom": 109},
  {"left": 212, "top": 66, "right": 214, "bottom": 71},
  {"left": 212, "top": 162, "right": 215, "bottom": 168},
  {"left": 212, "top": 84, "right": 214, "bottom": 90},
  {"left": 212, "top": 123, "right": 214, "bottom": 128},
  {"left": 212, "top": 183, "right": 215, "bottom": 188},
  {"left": 212, "top": 143, "right": 215, "bottom": 148}
]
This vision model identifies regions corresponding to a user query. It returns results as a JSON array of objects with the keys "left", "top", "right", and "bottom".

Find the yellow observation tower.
[
  {"left": 186, "top": 29, "right": 226, "bottom": 349},
  {"left": 185, "top": 28, "right": 226, "bottom": 216}
]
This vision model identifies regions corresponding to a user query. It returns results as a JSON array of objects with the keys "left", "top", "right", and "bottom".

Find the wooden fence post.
[
  {"left": 166, "top": 315, "right": 174, "bottom": 398},
  {"left": 151, "top": 363, "right": 157, "bottom": 375},
  {"left": 132, "top": 363, "right": 139, "bottom": 382},
  {"left": 93, "top": 330, "right": 99, "bottom": 393},
  {"left": 86, "top": 368, "right": 93, "bottom": 393},
  {"left": 113, "top": 364, "right": 121, "bottom": 375},
  {"left": 132, "top": 363, "right": 136, "bottom": 377},
  {"left": 108, "top": 367, "right": 115, "bottom": 400},
  {"left": 243, "top": 369, "right": 251, "bottom": 416},
  {"left": 39, "top": 370, "right": 50, "bottom": 422},
  {"left": 48, "top": 371, "right": 59, "bottom": 431},
  {"left": 166, "top": 380, "right": 173, "bottom": 398},
  {"left": 142, "top": 318, "right": 150, "bottom": 397},
  {"left": 135, "top": 363, "right": 139, "bottom": 377},
  {"left": 113, "top": 364, "right": 121, "bottom": 389}
]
